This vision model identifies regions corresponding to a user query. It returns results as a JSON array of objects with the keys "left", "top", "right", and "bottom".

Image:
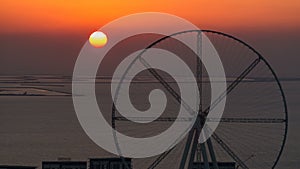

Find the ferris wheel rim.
[{"left": 110, "top": 29, "right": 288, "bottom": 169}]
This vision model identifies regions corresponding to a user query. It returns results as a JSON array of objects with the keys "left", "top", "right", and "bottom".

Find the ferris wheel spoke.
[
  {"left": 147, "top": 147, "right": 175, "bottom": 169},
  {"left": 203, "top": 58, "right": 261, "bottom": 116},
  {"left": 114, "top": 116, "right": 285, "bottom": 124},
  {"left": 211, "top": 132, "right": 249, "bottom": 169},
  {"left": 139, "top": 57, "right": 196, "bottom": 116},
  {"left": 114, "top": 116, "right": 192, "bottom": 122},
  {"left": 208, "top": 117, "right": 286, "bottom": 123}
]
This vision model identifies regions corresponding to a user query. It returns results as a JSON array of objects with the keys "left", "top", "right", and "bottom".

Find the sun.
[{"left": 89, "top": 31, "right": 108, "bottom": 48}]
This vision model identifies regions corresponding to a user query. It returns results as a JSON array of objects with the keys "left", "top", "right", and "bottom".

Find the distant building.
[
  {"left": 42, "top": 161, "right": 87, "bottom": 169},
  {"left": 193, "top": 162, "right": 236, "bottom": 169},
  {"left": 0, "top": 165, "right": 36, "bottom": 169},
  {"left": 89, "top": 158, "right": 132, "bottom": 169}
]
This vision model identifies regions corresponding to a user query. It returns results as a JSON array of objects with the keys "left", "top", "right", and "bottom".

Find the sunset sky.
[
  {"left": 1, "top": 0, "right": 299, "bottom": 33},
  {"left": 0, "top": 0, "right": 299, "bottom": 76}
]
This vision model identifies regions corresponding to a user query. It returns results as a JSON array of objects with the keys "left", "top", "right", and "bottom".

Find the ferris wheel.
[{"left": 111, "top": 30, "right": 288, "bottom": 169}]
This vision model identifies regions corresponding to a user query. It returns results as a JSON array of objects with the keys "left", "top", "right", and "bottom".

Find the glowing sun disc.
[{"left": 89, "top": 31, "right": 108, "bottom": 48}]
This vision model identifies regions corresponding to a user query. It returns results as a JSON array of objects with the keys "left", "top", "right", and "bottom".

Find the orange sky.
[{"left": 0, "top": 0, "right": 300, "bottom": 33}]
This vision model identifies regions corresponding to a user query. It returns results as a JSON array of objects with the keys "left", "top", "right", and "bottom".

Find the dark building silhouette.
[
  {"left": 42, "top": 161, "right": 87, "bottom": 169},
  {"left": 89, "top": 158, "right": 132, "bottom": 169},
  {"left": 0, "top": 166, "right": 36, "bottom": 169}
]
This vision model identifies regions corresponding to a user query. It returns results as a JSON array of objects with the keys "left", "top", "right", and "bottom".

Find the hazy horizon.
[{"left": 1, "top": 28, "right": 299, "bottom": 78}]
